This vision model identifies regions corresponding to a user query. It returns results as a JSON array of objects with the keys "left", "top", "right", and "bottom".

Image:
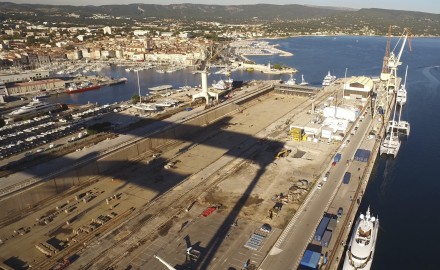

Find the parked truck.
[
  {"left": 314, "top": 216, "right": 330, "bottom": 242},
  {"left": 343, "top": 172, "right": 351, "bottom": 184}
]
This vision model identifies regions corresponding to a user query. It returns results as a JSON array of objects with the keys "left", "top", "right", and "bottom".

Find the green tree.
[{"left": 132, "top": 95, "right": 140, "bottom": 104}]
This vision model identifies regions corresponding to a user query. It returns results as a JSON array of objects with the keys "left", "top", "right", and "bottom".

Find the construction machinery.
[{"left": 276, "top": 148, "right": 292, "bottom": 159}]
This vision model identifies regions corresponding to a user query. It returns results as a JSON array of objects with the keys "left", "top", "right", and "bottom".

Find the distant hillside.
[
  {"left": 0, "top": 3, "right": 439, "bottom": 36},
  {"left": 331, "top": 8, "right": 440, "bottom": 35},
  {"left": 0, "top": 2, "right": 345, "bottom": 22}
]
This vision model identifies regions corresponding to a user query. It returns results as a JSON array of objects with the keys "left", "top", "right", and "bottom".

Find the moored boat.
[
  {"left": 67, "top": 81, "right": 100, "bottom": 94},
  {"left": 322, "top": 71, "right": 337, "bottom": 86},
  {"left": 343, "top": 207, "right": 379, "bottom": 270}
]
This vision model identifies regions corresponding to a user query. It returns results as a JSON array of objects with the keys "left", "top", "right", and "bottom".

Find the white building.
[
  {"left": 134, "top": 30, "right": 150, "bottom": 36},
  {"left": 343, "top": 76, "right": 373, "bottom": 100},
  {"left": 103, "top": 26, "right": 112, "bottom": 35}
]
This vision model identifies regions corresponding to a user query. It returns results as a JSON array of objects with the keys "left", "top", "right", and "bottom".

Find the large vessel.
[
  {"left": 132, "top": 103, "right": 159, "bottom": 112},
  {"left": 67, "top": 81, "right": 100, "bottom": 94},
  {"left": 396, "top": 65, "right": 409, "bottom": 106},
  {"left": 155, "top": 99, "right": 179, "bottom": 108},
  {"left": 7, "top": 98, "right": 60, "bottom": 118},
  {"left": 212, "top": 78, "right": 233, "bottom": 90},
  {"left": 322, "top": 71, "right": 337, "bottom": 86},
  {"left": 379, "top": 131, "right": 401, "bottom": 157},
  {"left": 343, "top": 207, "right": 379, "bottom": 270}
]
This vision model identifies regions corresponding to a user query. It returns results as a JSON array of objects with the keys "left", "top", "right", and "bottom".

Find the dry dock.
[{"left": 0, "top": 78, "right": 393, "bottom": 269}]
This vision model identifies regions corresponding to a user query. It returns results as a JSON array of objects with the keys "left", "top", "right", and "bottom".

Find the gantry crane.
[{"left": 374, "top": 28, "right": 412, "bottom": 118}]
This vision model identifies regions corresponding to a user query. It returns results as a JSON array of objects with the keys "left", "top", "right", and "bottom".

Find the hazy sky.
[{"left": 5, "top": 0, "right": 440, "bottom": 14}]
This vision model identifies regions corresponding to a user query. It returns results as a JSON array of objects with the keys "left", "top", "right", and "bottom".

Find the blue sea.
[{"left": 50, "top": 36, "right": 440, "bottom": 269}]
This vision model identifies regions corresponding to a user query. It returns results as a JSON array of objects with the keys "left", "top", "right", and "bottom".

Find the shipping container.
[
  {"left": 354, "top": 149, "right": 371, "bottom": 162},
  {"left": 314, "top": 216, "right": 330, "bottom": 242},
  {"left": 333, "top": 153, "right": 342, "bottom": 163},
  {"left": 321, "top": 230, "right": 332, "bottom": 247},
  {"left": 299, "top": 249, "right": 320, "bottom": 270},
  {"left": 326, "top": 218, "right": 337, "bottom": 232},
  {"left": 343, "top": 172, "right": 351, "bottom": 184}
]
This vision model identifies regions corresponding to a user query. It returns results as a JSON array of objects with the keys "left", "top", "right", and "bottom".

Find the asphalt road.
[{"left": 258, "top": 107, "right": 374, "bottom": 270}]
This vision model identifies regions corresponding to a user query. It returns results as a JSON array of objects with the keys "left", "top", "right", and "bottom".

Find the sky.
[{"left": 5, "top": 0, "right": 440, "bottom": 14}]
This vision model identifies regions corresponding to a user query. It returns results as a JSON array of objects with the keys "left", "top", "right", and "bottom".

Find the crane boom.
[{"left": 153, "top": 254, "right": 177, "bottom": 270}]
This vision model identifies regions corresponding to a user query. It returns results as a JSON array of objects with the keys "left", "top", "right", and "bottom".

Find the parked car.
[
  {"left": 323, "top": 171, "right": 330, "bottom": 182},
  {"left": 337, "top": 207, "right": 343, "bottom": 218},
  {"left": 260, "top": 223, "right": 272, "bottom": 233}
]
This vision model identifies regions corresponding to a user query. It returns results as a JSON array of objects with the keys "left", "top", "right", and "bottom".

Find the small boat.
[
  {"left": 109, "top": 77, "right": 128, "bottom": 86},
  {"left": 284, "top": 74, "right": 296, "bottom": 85},
  {"left": 299, "top": 74, "right": 309, "bottom": 86}
]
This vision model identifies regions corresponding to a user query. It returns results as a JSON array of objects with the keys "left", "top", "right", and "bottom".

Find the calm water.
[{"left": 50, "top": 36, "right": 440, "bottom": 269}]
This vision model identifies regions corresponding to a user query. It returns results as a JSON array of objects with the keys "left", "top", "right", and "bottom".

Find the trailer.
[
  {"left": 321, "top": 230, "right": 332, "bottom": 247},
  {"left": 314, "top": 216, "right": 330, "bottom": 242},
  {"left": 326, "top": 218, "right": 337, "bottom": 232}
]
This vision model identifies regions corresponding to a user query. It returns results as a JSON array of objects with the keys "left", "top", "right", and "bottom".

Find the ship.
[
  {"left": 322, "top": 71, "right": 337, "bottom": 86},
  {"left": 67, "top": 81, "right": 100, "bottom": 94},
  {"left": 284, "top": 74, "right": 296, "bottom": 85},
  {"left": 155, "top": 99, "right": 179, "bottom": 108},
  {"left": 343, "top": 207, "right": 379, "bottom": 270},
  {"left": 109, "top": 77, "right": 128, "bottom": 86},
  {"left": 212, "top": 78, "right": 233, "bottom": 90},
  {"left": 132, "top": 103, "right": 159, "bottom": 112},
  {"left": 396, "top": 65, "right": 409, "bottom": 106},
  {"left": 379, "top": 131, "right": 401, "bottom": 157},
  {"left": 7, "top": 98, "right": 60, "bottom": 118}
]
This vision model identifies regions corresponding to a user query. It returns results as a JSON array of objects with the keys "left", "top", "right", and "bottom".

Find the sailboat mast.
[
  {"left": 137, "top": 70, "right": 141, "bottom": 103},
  {"left": 404, "top": 65, "right": 409, "bottom": 87}
]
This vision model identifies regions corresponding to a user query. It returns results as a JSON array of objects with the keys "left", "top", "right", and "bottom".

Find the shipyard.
[{"left": 0, "top": 29, "right": 413, "bottom": 270}]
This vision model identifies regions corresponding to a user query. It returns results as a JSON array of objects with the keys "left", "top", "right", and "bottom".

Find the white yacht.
[
  {"left": 299, "top": 74, "right": 309, "bottom": 86},
  {"left": 379, "top": 132, "right": 401, "bottom": 157},
  {"left": 284, "top": 74, "right": 296, "bottom": 85},
  {"left": 322, "top": 71, "right": 337, "bottom": 86},
  {"left": 396, "top": 65, "right": 409, "bottom": 106},
  {"left": 155, "top": 99, "right": 179, "bottom": 107},
  {"left": 132, "top": 103, "right": 158, "bottom": 112},
  {"left": 396, "top": 80, "right": 407, "bottom": 106},
  {"left": 212, "top": 78, "right": 233, "bottom": 90},
  {"left": 8, "top": 99, "right": 59, "bottom": 118},
  {"left": 343, "top": 208, "right": 379, "bottom": 270},
  {"left": 396, "top": 86, "right": 407, "bottom": 106}
]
